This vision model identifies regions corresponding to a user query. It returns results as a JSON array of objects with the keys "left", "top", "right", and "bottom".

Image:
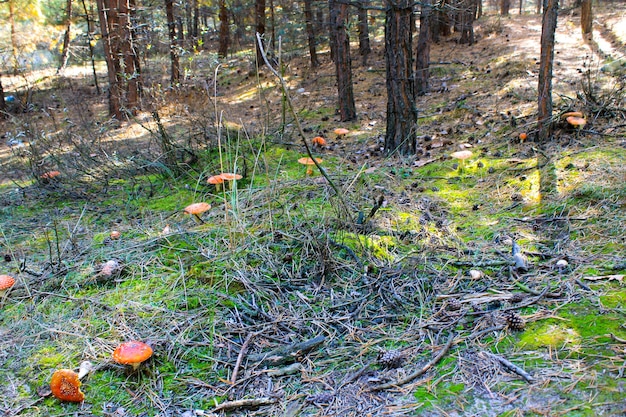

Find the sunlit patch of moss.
[
  {"left": 599, "top": 288, "right": 626, "bottom": 309},
  {"left": 518, "top": 322, "right": 581, "bottom": 349},
  {"left": 333, "top": 231, "right": 397, "bottom": 262}
]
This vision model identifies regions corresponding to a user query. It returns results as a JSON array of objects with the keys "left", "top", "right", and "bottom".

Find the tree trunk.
[
  {"left": 96, "top": 0, "right": 140, "bottom": 119},
  {"left": 357, "top": 0, "right": 371, "bottom": 66},
  {"left": 80, "top": 0, "right": 101, "bottom": 94},
  {"left": 416, "top": 0, "right": 432, "bottom": 96},
  {"left": 500, "top": 0, "right": 511, "bottom": 15},
  {"left": 537, "top": 0, "right": 558, "bottom": 142},
  {"left": 269, "top": 0, "right": 276, "bottom": 50},
  {"left": 0, "top": 76, "right": 5, "bottom": 114},
  {"left": 165, "top": 0, "right": 180, "bottom": 84},
  {"left": 58, "top": 0, "right": 73, "bottom": 71},
  {"left": 580, "top": 0, "right": 592, "bottom": 40},
  {"left": 218, "top": 0, "right": 229, "bottom": 58},
  {"left": 304, "top": 0, "right": 320, "bottom": 68},
  {"left": 329, "top": 0, "right": 357, "bottom": 121},
  {"left": 8, "top": 0, "right": 19, "bottom": 74},
  {"left": 459, "top": 0, "right": 477, "bottom": 45},
  {"left": 384, "top": 0, "right": 418, "bottom": 155},
  {"left": 536, "top": 0, "right": 541, "bottom": 14},
  {"left": 256, "top": 0, "right": 266, "bottom": 64}
]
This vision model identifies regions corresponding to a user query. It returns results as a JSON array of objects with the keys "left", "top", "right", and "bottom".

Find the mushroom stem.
[{"left": 193, "top": 214, "right": 205, "bottom": 224}]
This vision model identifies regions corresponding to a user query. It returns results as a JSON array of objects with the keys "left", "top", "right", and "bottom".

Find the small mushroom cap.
[
  {"left": 298, "top": 157, "right": 322, "bottom": 165},
  {"left": 312, "top": 136, "right": 327, "bottom": 146},
  {"left": 219, "top": 173, "right": 243, "bottom": 181},
  {"left": 207, "top": 175, "right": 225, "bottom": 185},
  {"left": 113, "top": 341, "right": 153, "bottom": 366},
  {"left": 450, "top": 150, "right": 473, "bottom": 160},
  {"left": 109, "top": 230, "right": 121, "bottom": 240},
  {"left": 40, "top": 170, "right": 61, "bottom": 179},
  {"left": 183, "top": 202, "right": 211, "bottom": 215},
  {"left": 566, "top": 116, "right": 586, "bottom": 127},
  {"left": 50, "top": 369, "right": 85, "bottom": 402},
  {"left": 0, "top": 275, "right": 15, "bottom": 291},
  {"left": 333, "top": 128, "right": 350, "bottom": 136}
]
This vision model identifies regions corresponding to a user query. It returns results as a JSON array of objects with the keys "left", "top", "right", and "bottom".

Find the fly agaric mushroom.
[
  {"left": 450, "top": 150, "right": 473, "bottom": 172},
  {"left": 312, "top": 136, "right": 327, "bottom": 147},
  {"left": 219, "top": 173, "right": 243, "bottom": 189},
  {"left": 113, "top": 341, "right": 153, "bottom": 371},
  {"left": 566, "top": 116, "right": 586, "bottom": 129},
  {"left": 183, "top": 202, "right": 211, "bottom": 223},
  {"left": 298, "top": 157, "right": 322, "bottom": 176},
  {"left": 0, "top": 274, "right": 15, "bottom": 297},
  {"left": 207, "top": 175, "right": 225, "bottom": 192},
  {"left": 50, "top": 369, "right": 85, "bottom": 402},
  {"left": 333, "top": 128, "right": 350, "bottom": 139}
]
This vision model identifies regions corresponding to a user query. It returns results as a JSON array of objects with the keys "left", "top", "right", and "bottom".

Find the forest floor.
[{"left": 0, "top": 6, "right": 625, "bottom": 417}]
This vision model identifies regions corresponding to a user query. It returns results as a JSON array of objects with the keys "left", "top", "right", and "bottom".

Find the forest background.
[{"left": 0, "top": 0, "right": 625, "bottom": 415}]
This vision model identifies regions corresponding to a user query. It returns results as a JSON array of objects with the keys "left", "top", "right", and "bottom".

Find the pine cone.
[
  {"left": 377, "top": 349, "right": 406, "bottom": 369},
  {"left": 446, "top": 298, "right": 462, "bottom": 311},
  {"left": 503, "top": 311, "right": 526, "bottom": 331},
  {"left": 509, "top": 293, "right": 525, "bottom": 304}
]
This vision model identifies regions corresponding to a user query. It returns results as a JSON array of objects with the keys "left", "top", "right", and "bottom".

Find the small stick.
[
  {"left": 212, "top": 397, "right": 277, "bottom": 412},
  {"left": 484, "top": 352, "right": 535, "bottom": 383},
  {"left": 609, "top": 333, "right": 626, "bottom": 344},
  {"left": 231, "top": 332, "right": 256, "bottom": 385},
  {"left": 369, "top": 333, "right": 456, "bottom": 391}
]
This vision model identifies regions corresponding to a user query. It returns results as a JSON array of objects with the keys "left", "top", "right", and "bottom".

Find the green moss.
[{"left": 519, "top": 322, "right": 581, "bottom": 349}]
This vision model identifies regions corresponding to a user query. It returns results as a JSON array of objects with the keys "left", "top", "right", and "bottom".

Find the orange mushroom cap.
[
  {"left": 312, "top": 136, "right": 327, "bottom": 146},
  {"left": 566, "top": 116, "right": 586, "bottom": 127},
  {"left": 110, "top": 230, "right": 121, "bottom": 240},
  {"left": 297, "top": 157, "right": 322, "bottom": 165},
  {"left": 0, "top": 275, "right": 15, "bottom": 292},
  {"left": 183, "top": 202, "right": 211, "bottom": 215},
  {"left": 450, "top": 150, "right": 473, "bottom": 160},
  {"left": 41, "top": 170, "right": 61, "bottom": 180},
  {"left": 207, "top": 175, "right": 225, "bottom": 185},
  {"left": 333, "top": 128, "right": 350, "bottom": 136},
  {"left": 113, "top": 341, "right": 153, "bottom": 370},
  {"left": 50, "top": 369, "right": 85, "bottom": 402},
  {"left": 519, "top": 132, "right": 527, "bottom": 141},
  {"left": 219, "top": 173, "right": 243, "bottom": 181}
]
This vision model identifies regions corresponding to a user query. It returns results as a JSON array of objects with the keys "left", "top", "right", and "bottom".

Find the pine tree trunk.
[
  {"left": 256, "top": 0, "right": 266, "bottom": 64},
  {"left": 329, "top": 0, "right": 356, "bottom": 121},
  {"left": 416, "top": 0, "right": 432, "bottom": 96},
  {"left": 0, "top": 76, "right": 5, "bottom": 114},
  {"left": 580, "top": 0, "right": 592, "bottom": 40},
  {"left": 80, "top": 0, "right": 100, "bottom": 94},
  {"left": 357, "top": 0, "right": 371, "bottom": 65},
  {"left": 384, "top": 0, "right": 417, "bottom": 155},
  {"left": 537, "top": 0, "right": 558, "bottom": 142},
  {"left": 58, "top": 0, "right": 73, "bottom": 71},
  {"left": 501, "top": 0, "right": 511, "bottom": 15},
  {"left": 165, "top": 0, "right": 180, "bottom": 84},
  {"left": 304, "top": 0, "right": 319, "bottom": 68},
  {"left": 218, "top": 0, "right": 229, "bottom": 58},
  {"left": 96, "top": 0, "right": 123, "bottom": 119}
]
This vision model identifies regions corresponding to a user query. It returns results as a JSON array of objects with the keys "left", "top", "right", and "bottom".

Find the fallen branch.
[
  {"left": 369, "top": 333, "right": 456, "bottom": 391},
  {"left": 248, "top": 335, "right": 326, "bottom": 366},
  {"left": 609, "top": 333, "right": 626, "bottom": 344},
  {"left": 484, "top": 351, "right": 535, "bottom": 383},
  {"left": 212, "top": 397, "right": 277, "bottom": 412},
  {"left": 230, "top": 332, "right": 256, "bottom": 385}
]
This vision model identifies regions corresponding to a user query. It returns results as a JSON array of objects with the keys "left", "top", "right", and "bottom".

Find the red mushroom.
[
  {"left": 50, "top": 369, "right": 85, "bottom": 402},
  {"left": 113, "top": 341, "right": 153, "bottom": 371},
  {"left": 183, "top": 202, "right": 211, "bottom": 223},
  {"left": 0, "top": 274, "right": 15, "bottom": 297}
]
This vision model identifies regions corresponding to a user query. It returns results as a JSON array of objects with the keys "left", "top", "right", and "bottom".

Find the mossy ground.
[{"left": 1, "top": 7, "right": 626, "bottom": 417}]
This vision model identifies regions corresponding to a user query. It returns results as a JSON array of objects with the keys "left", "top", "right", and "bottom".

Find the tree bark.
[
  {"left": 80, "top": 0, "right": 101, "bottom": 94},
  {"left": 580, "top": 0, "right": 592, "bottom": 40},
  {"left": 537, "top": 0, "right": 558, "bottom": 142},
  {"left": 357, "top": 0, "right": 371, "bottom": 65},
  {"left": 218, "top": 0, "right": 229, "bottom": 58},
  {"left": 501, "top": 0, "right": 511, "bottom": 15},
  {"left": 384, "top": 0, "right": 418, "bottom": 155},
  {"left": 165, "top": 0, "right": 180, "bottom": 84},
  {"left": 416, "top": 0, "right": 432, "bottom": 96},
  {"left": 58, "top": 0, "right": 73, "bottom": 71},
  {"left": 255, "top": 0, "right": 266, "bottom": 64},
  {"left": 8, "top": 0, "right": 19, "bottom": 74},
  {"left": 304, "top": 0, "right": 320, "bottom": 68},
  {"left": 0, "top": 76, "right": 5, "bottom": 114},
  {"left": 329, "top": 0, "right": 357, "bottom": 121}
]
